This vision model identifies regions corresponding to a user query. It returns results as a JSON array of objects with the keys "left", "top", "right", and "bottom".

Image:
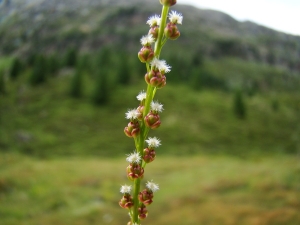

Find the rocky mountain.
[{"left": 0, "top": 0, "right": 299, "bottom": 72}]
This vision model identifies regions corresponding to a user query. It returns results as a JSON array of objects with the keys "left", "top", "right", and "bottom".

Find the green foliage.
[
  {"left": 233, "top": 89, "right": 246, "bottom": 119},
  {"left": 271, "top": 98, "right": 279, "bottom": 112},
  {"left": 48, "top": 55, "right": 60, "bottom": 75},
  {"left": 0, "top": 70, "right": 5, "bottom": 95},
  {"left": 191, "top": 52, "right": 204, "bottom": 67},
  {"left": 190, "top": 66, "right": 227, "bottom": 91},
  {"left": 29, "top": 55, "right": 47, "bottom": 85},
  {"left": 9, "top": 57, "right": 22, "bottom": 79},
  {"left": 64, "top": 48, "right": 77, "bottom": 67},
  {"left": 91, "top": 68, "right": 109, "bottom": 105},
  {"left": 77, "top": 54, "right": 90, "bottom": 74},
  {"left": 117, "top": 56, "right": 130, "bottom": 85},
  {"left": 69, "top": 69, "right": 83, "bottom": 98},
  {"left": 96, "top": 47, "right": 111, "bottom": 67},
  {"left": 26, "top": 52, "right": 37, "bottom": 67},
  {"left": 190, "top": 68, "right": 202, "bottom": 90}
]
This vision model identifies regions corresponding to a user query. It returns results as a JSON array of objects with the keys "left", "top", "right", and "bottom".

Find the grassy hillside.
[{"left": 1, "top": 55, "right": 299, "bottom": 157}]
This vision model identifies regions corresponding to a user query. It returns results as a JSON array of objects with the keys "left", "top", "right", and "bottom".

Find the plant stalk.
[{"left": 132, "top": 5, "right": 169, "bottom": 224}]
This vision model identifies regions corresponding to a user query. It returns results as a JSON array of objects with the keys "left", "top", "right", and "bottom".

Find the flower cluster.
[
  {"left": 143, "top": 137, "right": 161, "bottom": 163},
  {"left": 120, "top": 1, "right": 182, "bottom": 224}
]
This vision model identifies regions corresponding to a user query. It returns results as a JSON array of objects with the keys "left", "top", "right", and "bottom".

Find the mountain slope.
[{"left": 0, "top": 0, "right": 299, "bottom": 72}]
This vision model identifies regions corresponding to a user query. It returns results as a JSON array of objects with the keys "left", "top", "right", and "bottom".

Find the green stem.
[
  {"left": 154, "top": 5, "right": 169, "bottom": 57},
  {"left": 132, "top": 5, "right": 169, "bottom": 225},
  {"left": 132, "top": 177, "right": 141, "bottom": 222}
]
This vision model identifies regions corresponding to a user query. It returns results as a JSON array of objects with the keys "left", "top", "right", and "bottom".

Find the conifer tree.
[
  {"left": 96, "top": 47, "right": 111, "bottom": 69},
  {"left": 92, "top": 68, "right": 109, "bottom": 105},
  {"left": 29, "top": 55, "right": 47, "bottom": 85},
  {"left": 70, "top": 68, "right": 83, "bottom": 98},
  {"left": 233, "top": 89, "right": 246, "bottom": 119},
  {"left": 64, "top": 48, "right": 77, "bottom": 67},
  {"left": 9, "top": 58, "right": 22, "bottom": 80},
  {"left": 26, "top": 52, "right": 37, "bottom": 68},
  {"left": 48, "top": 55, "right": 60, "bottom": 75},
  {"left": 118, "top": 56, "right": 130, "bottom": 85},
  {"left": 0, "top": 70, "right": 5, "bottom": 95}
]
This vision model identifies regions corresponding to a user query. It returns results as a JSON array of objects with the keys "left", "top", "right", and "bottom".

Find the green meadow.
[{"left": 0, "top": 153, "right": 299, "bottom": 225}]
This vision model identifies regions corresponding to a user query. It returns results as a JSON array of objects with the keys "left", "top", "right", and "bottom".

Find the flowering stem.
[
  {"left": 133, "top": 176, "right": 141, "bottom": 223},
  {"left": 155, "top": 5, "right": 170, "bottom": 57},
  {"left": 132, "top": 7, "right": 170, "bottom": 224},
  {"left": 143, "top": 6, "right": 169, "bottom": 118},
  {"left": 121, "top": 2, "right": 183, "bottom": 224},
  {"left": 133, "top": 6, "right": 169, "bottom": 223}
]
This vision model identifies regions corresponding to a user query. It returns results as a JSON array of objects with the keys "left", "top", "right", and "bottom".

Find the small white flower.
[
  {"left": 159, "top": 61, "right": 171, "bottom": 73},
  {"left": 120, "top": 185, "right": 132, "bottom": 194},
  {"left": 136, "top": 91, "right": 146, "bottom": 101},
  {"left": 146, "top": 181, "right": 159, "bottom": 192},
  {"left": 169, "top": 10, "right": 183, "bottom": 24},
  {"left": 140, "top": 34, "right": 155, "bottom": 46},
  {"left": 146, "top": 14, "right": 161, "bottom": 27},
  {"left": 151, "top": 101, "right": 163, "bottom": 112},
  {"left": 150, "top": 58, "right": 171, "bottom": 73},
  {"left": 126, "top": 152, "right": 142, "bottom": 164},
  {"left": 150, "top": 58, "right": 161, "bottom": 69},
  {"left": 125, "top": 109, "right": 140, "bottom": 120},
  {"left": 146, "top": 137, "right": 161, "bottom": 148}
]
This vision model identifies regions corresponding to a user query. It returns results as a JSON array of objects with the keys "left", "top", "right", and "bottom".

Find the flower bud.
[
  {"left": 138, "top": 46, "right": 154, "bottom": 63},
  {"left": 119, "top": 194, "right": 134, "bottom": 209},
  {"left": 126, "top": 163, "right": 144, "bottom": 180},
  {"left": 145, "top": 70, "right": 167, "bottom": 89},
  {"left": 138, "top": 204, "right": 148, "bottom": 220},
  {"left": 124, "top": 121, "right": 140, "bottom": 138},
  {"left": 136, "top": 105, "right": 144, "bottom": 120},
  {"left": 144, "top": 111, "right": 161, "bottom": 129},
  {"left": 160, "top": 0, "right": 176, "bottom": 6},
  {"left": 164, "top": 22, "right": 180, "bottom": 40},
  {"left": 138, "top": 189, "right": 154, "bottom": 205},
  {"left": 143, "top": 148, "right": 156, "bottom": 163},
  {"left": 148, "top": 26, "right": 159, "bottom": 40}
]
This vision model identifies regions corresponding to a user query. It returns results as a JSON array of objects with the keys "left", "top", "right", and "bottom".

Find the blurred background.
[{"left": 0, "top": 0, "right": 299, "bottom": 224}]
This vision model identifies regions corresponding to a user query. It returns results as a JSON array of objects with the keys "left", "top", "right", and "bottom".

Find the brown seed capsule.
[
  {"left": 138, "top": 46, "right": 154, "bottom": 63},
  {"left": 144, "top": 112, "right": 161, "bottom": 129},
  {"left": 160, "top": 0, "right": 177, "bottom": 6}
]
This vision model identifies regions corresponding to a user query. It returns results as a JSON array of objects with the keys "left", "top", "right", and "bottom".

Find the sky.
[{"left": 178, "top": 0, "right": 300, "bottom": 36}]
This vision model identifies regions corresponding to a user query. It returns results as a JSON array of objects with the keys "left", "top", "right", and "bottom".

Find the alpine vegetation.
[{"left": 119, "top": 0, "right": 183, "bottom": 224}]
